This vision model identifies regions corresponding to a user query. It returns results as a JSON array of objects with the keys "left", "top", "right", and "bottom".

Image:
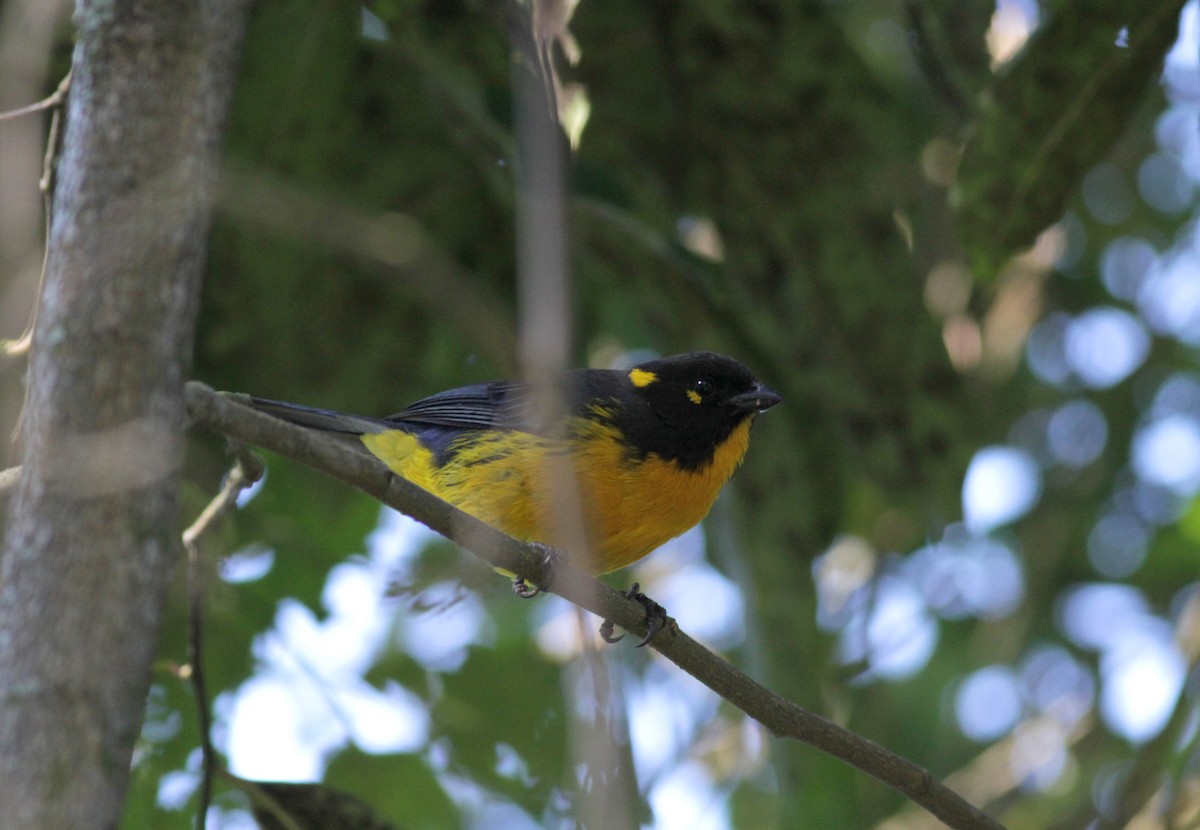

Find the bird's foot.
[
  {"left": 512, "top": 576, "right": 540, "bottom": 598},
  {"left": 510, "top": 543, "right": 561, "bottom": 599},
  {"left": 600, "top": 583, "right": 671, "bottom": 648}
]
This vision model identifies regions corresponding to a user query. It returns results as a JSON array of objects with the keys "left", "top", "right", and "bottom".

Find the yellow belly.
[{"left": 360, "top": 418, "right": 753, "bottom": 574}]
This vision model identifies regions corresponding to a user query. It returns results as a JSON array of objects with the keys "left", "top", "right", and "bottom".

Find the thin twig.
[
  {"left": 1, "top": 71, "right": 72, "bottom": 366},
  {"left": 0, "top": 70, "right": 71, "bottom": 123},
  {"left": 37, "top": 70, "right": 72, "bottom": 195},
  {"left": 184, "top": 381, "right": 1008, "bottom": 830},
  {"left": 181, "top": 443, "right": 264, "bottom": 829}
]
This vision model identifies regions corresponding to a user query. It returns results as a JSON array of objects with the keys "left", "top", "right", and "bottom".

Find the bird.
[{"left": 249, "top": 351, "right": 780, "bottom": 643}]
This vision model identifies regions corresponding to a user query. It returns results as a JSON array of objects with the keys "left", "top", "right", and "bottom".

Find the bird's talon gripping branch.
[
  {"left": 512, "top": 576, "right": 541, "bottom": 598},
  {"left": 599, "top": 618, "right": 623, "bottom": 644},
  {"left": 510, "top": 543, "right": 561, "bottom": 599},
  {"left": 599, "top": 583, "right": 671, "bottom": 647}
]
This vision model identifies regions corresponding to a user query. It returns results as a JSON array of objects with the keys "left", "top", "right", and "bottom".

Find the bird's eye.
[{"left": 692, "top": 378, "right": 715, "bottom": 398}]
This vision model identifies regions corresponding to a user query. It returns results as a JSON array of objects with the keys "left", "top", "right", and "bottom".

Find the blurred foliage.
[
  {"left": 249, "top": 780, "right": 404, "bottom": 830},
  {"left": 954, "top": 0, "right": 1185, "bottom": 280},
  {"left": 91, "top": 0, "right": 1200, "bottom": 827}
]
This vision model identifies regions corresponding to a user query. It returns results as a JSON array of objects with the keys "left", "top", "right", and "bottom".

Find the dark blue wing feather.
[
  {"left": 386, "top": 370, "right": 628, "bottom": 434},
  {"left": 384, "top": 381, "right": 524, "bottom": 430}
]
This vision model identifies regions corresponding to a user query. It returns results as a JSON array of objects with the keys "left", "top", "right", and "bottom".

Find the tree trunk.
[{"left": 0, "top": 2, "right": 249, "bottom": 827}]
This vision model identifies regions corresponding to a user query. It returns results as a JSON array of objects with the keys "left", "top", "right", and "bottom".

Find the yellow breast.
[{"left": 360, "top": 418, "right": 754, "bottom": 575}]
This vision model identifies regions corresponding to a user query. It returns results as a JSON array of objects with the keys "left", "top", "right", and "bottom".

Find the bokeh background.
[{"left": 2, "top": 1, "right": 1199, "bottom": 828}]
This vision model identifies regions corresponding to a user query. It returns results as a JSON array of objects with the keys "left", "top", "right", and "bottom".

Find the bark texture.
[{"left": 0, "top": 1, "right": 249, "bottom": 827}]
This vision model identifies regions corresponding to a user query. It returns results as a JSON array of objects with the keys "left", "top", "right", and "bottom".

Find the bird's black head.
[{"left": 614, "top": 351, "right": 781, "bottom": 469}]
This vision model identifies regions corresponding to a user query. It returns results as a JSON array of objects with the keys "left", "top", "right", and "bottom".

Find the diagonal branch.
[{"left": 184, "top": 380, "right": 1007, "bottom": 830}]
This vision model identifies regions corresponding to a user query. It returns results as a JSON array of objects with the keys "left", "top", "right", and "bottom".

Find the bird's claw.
[
  {"left": 599, "top": 617, "right": 623, "bottom": 643},
  {"left": 600, "top": 583, "right": 670, "bottom": 648},
  {"left": 512, "top": 576, "right": 541, "bottom": 598},
  {"left": 510, "top": 543, "right": 561, "bottom": 599}
]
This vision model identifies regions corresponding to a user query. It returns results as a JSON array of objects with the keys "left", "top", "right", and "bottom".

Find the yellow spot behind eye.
[
  {"left": 686, "top": 389, "right": 703, "bottom": 404},
  {"left": 629, "top": 368, "right": 657, "bottom": 387}
]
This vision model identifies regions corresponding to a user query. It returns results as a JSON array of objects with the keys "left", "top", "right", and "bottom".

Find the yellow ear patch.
[
  {"left": 686, "top": 389, "right": 703, "bottom": 405},
  {"left": 629, "top": 368, "right": 657, "bottom": 388}
]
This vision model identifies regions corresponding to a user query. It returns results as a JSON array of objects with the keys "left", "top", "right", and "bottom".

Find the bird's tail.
[{"left": 249, "top": 397, "right": 394, "bottom": 437}]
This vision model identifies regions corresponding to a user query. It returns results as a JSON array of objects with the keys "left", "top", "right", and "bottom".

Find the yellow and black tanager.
[{"left": 250, "top": 351, "right": 780, "bottom": 638}]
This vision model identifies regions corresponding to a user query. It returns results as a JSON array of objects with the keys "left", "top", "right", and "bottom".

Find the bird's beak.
[{"left": 728, "top": 384, "right": 782, "bottom": 413}]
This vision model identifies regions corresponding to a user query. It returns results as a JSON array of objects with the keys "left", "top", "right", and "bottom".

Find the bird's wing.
[
  {"left": 385, "top": 381, "right": 527, "bottom": 430},
  {"left": 387, "top": 371, "right": 622, "bottom": 433}
]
